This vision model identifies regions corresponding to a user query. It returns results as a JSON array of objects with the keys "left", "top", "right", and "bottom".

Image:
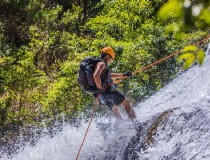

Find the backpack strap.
[{"left": 97, "top": 58, "right": 108, "bottom": 68}]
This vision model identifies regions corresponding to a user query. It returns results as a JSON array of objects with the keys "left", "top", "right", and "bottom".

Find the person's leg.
[
  {"left": 112, "top": 105, "right": 122, "bottom": 119},
  {"left": 105, "top": 101, "right": 122, "bottom": 119},
  {"left": 100, "top": 89, "right": 136, "bottom": 120},
  {"left": 120, "top": 98, "right": 136, "bottom": 121}
]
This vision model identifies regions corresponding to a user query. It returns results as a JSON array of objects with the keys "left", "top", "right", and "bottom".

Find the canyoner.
[
  {"left": 77, "top": 35, "right": 210, "bottom": 124},
  {"left": 78, "top": 47, "right": 137, "bottom": 122}
]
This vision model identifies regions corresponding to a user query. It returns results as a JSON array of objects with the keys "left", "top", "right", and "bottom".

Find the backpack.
[{"left": 77, "top": 57, "right": 102, "bottom": 93}]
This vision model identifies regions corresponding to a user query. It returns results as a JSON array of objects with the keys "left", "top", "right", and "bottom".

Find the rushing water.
[{"left": 1, "top": 44, "right": 210, "bottom": 160}]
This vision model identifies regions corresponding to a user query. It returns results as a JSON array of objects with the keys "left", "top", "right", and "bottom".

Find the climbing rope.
[
  {"left": 75, "top": 35, "right": 210, "bottom": 160},
  {"left": 114, "top": 35, "right": 210, "bottom": 84},
  {"left": 76, "top": 95, "right": 100, "bottom": 160}
]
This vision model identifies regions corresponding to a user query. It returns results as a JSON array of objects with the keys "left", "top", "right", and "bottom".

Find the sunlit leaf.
[
  {"left": 183, "top": 54, "right": 196, "bottom": 69},
  {"left": 199, "top": 9, "right": 210, "bottom": 25},
  {"left": 177, "top": 52, "right": 194, "bottom": 63},
  {"left": 183, "top": 45, "right": 198, "bottom": 52},
  {"left": 197, "top": 50, "right": 205, "bottom": 65},
  {"left": 157, "top": 0, "right": 182, "bottom": 20}
]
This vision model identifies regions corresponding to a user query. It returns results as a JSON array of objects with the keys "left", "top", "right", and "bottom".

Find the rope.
[
  {"left": 75, "top": 95, "right": 100, "bottom": 160},
  {"left": 114, "top": 35, "right": 210, "bottom": 84}
]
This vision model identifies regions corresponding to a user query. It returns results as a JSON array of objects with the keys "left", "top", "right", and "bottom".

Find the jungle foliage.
[{"left": 0, "top": 0, "right": 209, "bottom": 132}]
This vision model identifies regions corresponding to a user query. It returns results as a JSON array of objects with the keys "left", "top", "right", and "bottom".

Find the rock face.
[
  {"left": 91, "top": 104, "right": 210, "bottom": 160},
  {"left": 123, "top": 106, "right": 210, "bottom": 160}
]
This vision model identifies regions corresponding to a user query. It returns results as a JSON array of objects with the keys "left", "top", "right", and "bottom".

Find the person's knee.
[
  {"left": 121, "top": 98, "right": 130, "bottom": 106},
  {"left": 112, "top": 105, "right": 118, "bottom": 112}
]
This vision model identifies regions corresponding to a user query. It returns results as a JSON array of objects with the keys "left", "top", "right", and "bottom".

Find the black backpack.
[{"left": 78, "top": 57, "right": 102, "bottom": 93}]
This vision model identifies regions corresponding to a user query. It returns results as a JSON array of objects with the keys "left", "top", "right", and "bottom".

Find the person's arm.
[
  {"left": 110, "top": 73, "right": 124, "bottom": 79},
  {"left": 111, "top": 72, "right": 132, "bottom": 79},
  {"left": 93, "top": 62, "right": 106, "bottom": 90}
]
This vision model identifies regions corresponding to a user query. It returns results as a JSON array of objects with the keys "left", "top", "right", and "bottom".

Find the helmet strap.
[
  {"left": 100, "top": 53, "right": 112, "bottom": 64},
  {"left": 100, "top": 52, "right": 110, "bottom": 59},
  {"left": 99, "top": 52, "right": 106, "bottom": 59}
]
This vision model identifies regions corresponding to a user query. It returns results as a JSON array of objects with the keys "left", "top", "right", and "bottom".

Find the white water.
[{"left": 1, "top": 44, "right": 210, "bottom": 160}]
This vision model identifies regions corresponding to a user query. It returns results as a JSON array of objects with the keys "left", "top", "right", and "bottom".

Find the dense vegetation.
[{"left": 0, "top": 0, "right": 209, "bottom": 134}]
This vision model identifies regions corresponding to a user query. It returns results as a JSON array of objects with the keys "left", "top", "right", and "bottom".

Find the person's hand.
[{"left": 123, "top": 71, "right": 132, "bottom": 77}]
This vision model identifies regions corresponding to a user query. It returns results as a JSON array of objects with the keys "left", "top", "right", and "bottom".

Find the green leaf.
[
  {"left": 177, "top": 52, "right": 194, "bottom": 63},
  {"left": 199, "top": 9, "right": 210, "bottom": 25},
  {"left": 183, "top": 54, "right": 196, "bottom": 69},
  {"left": 157, "top": 0, "right": 182, "bottom": 20},
  {"left": 183, "top": 45, "right": 198, "bottom": 52},
  {"left": 197, "top": 50, "right": 205, "bottom": 65}
]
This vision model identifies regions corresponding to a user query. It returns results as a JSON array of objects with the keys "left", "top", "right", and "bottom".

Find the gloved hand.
[{"left": 123, "top": 71, "right": 132, "bottom": 77}]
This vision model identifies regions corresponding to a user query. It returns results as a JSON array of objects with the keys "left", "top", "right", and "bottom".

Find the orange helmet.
[{"left": 100, "top": 47, "right": 115, "bottom": 60}]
